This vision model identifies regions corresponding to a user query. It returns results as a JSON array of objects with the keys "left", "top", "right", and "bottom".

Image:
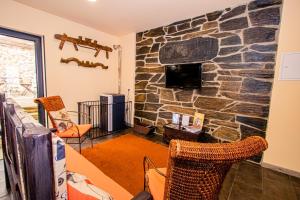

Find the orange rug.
[{"left": 82, "top": 134, "right": 169, "bottom": 195}]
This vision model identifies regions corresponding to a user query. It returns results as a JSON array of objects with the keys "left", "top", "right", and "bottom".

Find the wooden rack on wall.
[
  {"left": 55, "top": 33, "right": 113, "bottom": 58},
  {"left": 55, "top": 33, "right": 113, "bottom": 69},
  {"left": 60, "top": 57, "right": 108, "bottom": 69}
]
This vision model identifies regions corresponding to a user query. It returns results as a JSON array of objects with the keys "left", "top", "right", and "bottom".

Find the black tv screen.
[{"left": 165, "top": 63, "right": 202, "bottom": 89}]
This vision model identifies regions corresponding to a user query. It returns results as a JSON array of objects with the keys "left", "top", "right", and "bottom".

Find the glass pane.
[{"left": 0, "top": 35, "right": 38, "bottom": 119}]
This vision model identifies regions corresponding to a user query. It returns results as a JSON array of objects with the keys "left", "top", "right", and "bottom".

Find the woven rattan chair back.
[
  {"left": 34, "top": 96, "right": 66, "bottom": 129},
  {"left": 163, "top": 136, "right": 268, "bottom": 200}
]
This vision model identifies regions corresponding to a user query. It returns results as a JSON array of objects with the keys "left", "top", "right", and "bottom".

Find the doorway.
[{"left": 0, "top": 27, "right": 45, "bottom": 125}]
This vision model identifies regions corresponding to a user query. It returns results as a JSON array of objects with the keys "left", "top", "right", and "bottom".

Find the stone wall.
[
  {"left": 0, "top": 36, "right": 37, "bottom": 98},
  {"left": 135, "top": 0, "right": 282, "bottom": 162}
]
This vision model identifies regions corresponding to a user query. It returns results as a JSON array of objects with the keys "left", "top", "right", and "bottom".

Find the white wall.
[
  {"left": 263, "top": 0, "right": 300, "bottom": 173},
  {"left": 120, "top": 33, "right": 136, "bottom": 125},
  {"left": 0, "top": 0, "right": 119, "bottom": 113}
]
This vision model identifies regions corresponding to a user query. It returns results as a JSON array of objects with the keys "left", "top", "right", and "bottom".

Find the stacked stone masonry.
[{"left": 135, "top": 0, "right": 282, "bottom": 162}]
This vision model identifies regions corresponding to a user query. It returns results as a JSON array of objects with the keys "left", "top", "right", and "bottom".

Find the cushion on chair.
[
  {"left": 49, "top": 108, "right": 73, "bottom": 132},
  {"left": 57, "top": 124, "right": 92, "bottom": 138},
  {"left": 67, "top": 171, "right": 113, "bottom": 200},
  {"left": 52, "top": 133, "right": 68, "bottom": 199},
  {"left": 147, "top": 168, "right": 166, "bottom": 200}
]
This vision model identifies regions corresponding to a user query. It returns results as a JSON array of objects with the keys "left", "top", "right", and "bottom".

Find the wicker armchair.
[
  {"left": 144, "top": 136, "right": 268, "bottom": 200},
  {"left": 35, "top": 96, "right": 92, "bottom": 153}
]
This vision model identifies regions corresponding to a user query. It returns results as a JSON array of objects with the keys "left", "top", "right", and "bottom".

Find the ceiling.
[{"left": 14, "top": 0, "right": 250, "bottom": 36}]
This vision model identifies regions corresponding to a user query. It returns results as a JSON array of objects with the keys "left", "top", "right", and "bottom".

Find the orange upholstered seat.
[
  {"left": 65, "top": 144, "right": 133, "bottom": 200},
  {"left": 58, "top": 124, "right": 92, "bottom": 138},
  {"left": 147, "top": 168, "right": 166, "bottom": 200}
]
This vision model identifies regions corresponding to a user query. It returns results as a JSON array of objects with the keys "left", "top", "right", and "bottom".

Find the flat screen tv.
[{"left": 165, "top": 63, "right": 202, "bottom": 89}]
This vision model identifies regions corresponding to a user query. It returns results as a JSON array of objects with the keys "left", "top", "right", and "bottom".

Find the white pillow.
[
  {"left": 67, "top": 171, "right": 113, "bottom": 200},
  {"left": 52, "top": 133, "right": 68, "bottom": 199}
]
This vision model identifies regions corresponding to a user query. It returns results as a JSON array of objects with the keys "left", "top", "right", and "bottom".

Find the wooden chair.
[
  {"left": 144, "top": 136, "right": 268, "bottom": 200},
  {"left": 35, "top": 96, "right": 92, "bottom": 153}
]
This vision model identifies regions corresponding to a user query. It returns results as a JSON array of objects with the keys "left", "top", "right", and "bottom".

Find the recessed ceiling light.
[{"left": 88, "top": 0, "right": 97, "bottom": 2}]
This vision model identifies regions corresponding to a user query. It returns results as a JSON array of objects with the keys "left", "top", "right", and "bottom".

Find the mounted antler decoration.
[
  {"left": 54, "top": 33, "right": 113, "bottom": 58},
  {"left": 61, "top": 57, "right": 108, "bottom": 69}
]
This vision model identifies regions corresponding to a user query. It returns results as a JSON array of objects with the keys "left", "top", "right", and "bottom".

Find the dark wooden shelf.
[{"left": 163, "top": 124, "right": 204, "bottom": 144}]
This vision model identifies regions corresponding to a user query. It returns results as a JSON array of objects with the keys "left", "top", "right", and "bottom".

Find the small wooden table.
[{"left": 163, "top": 124, "right": 204, "bottom": 144}]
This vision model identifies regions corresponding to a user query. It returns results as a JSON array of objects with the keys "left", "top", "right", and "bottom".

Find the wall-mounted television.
[{"left": 165, "top": 63, "right": 202, "bottom": 89}]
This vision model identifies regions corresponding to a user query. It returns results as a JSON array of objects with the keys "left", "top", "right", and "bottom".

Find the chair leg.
[
  {"left": 90, "top": 132, "right": 93, "bottom": 148},
  {"left": 79, "top": 137, "right": 81, "bottom": 154},
  {"left": 143, "top": 157, "right": 147, "bottom": 191}
]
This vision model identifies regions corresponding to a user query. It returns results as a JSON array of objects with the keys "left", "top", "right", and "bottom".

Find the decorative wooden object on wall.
[
  {"left": 54, "top": 33, "right": 113, "bottom": 58},
  {"left": 61, "top": 57, "right": 108, "bottom": 69}
]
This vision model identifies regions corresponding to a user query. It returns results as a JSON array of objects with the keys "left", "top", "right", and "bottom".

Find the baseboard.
[{"left": 262, "top": 162, "right": 300, "bottom": 178}]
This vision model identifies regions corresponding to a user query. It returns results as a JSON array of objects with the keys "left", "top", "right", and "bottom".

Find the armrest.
[
  {"left": 169, "top": 136, "right": 268, "bottom": 162},
  {"left": 131, "top": 191, "right": 153, "bottom": 200},
  {"left": 143, "top": 156, "right": 166, "bottom": 192},
  {"left": 49, "top": 128, "right": 57, "bottom": 133},
  {"left": 144, "top": 156, "right": 166, "bottom": 178}
]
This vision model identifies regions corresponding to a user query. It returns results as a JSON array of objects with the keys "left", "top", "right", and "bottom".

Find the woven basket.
[{"left": 134, "top": 123, "right": 155, "bottom": 135}]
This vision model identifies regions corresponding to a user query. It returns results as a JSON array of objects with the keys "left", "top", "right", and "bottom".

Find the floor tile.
[
  {"left": 290, "top": 176, "right": 300, "bottom": 188},
  {"left": 234, "top": 161, "right": 262, "bottom": 189},
  {"left": 0, "top": 161, "right": 4, "bottom": 171},
  {"left": 0, "top": 195, "right": 10, "bottom": 200},
  {"left": 263, "top": 167, "right": 290, "bottom": 182},
  {"left": 0, "top": 160, "right": 7, "bottom": 197},
  {"left": 262, "top": 179, "right": 297, "bottom": 200},
  {"left": 229, "top": 182, "right": 262, "bottom": 200},
  {"left": 290, "top": 176, "right": 300, "bottom": 199},
  {"left": 0, "top": 138, "right": 3, "bottom": 160},
  {"left": 231, "top": 163, "right": 240, "bottom": 170},
  {"left": 219, "top": 166, "right": 238, "bottom": 200},
  {"left": 262, "top": 168, "right": 297, "bottom": 200}
]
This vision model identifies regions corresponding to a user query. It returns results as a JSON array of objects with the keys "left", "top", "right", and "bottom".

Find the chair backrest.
[
  {"left": 34, "top": 96, "right": 65, "bottom": 129},
  {"left": 164, "top": 136, "right": 268, "bottom": 200}
]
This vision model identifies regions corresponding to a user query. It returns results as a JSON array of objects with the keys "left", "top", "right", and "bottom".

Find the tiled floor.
[
  {"left": 0, "top": 160, "right": 9, "bottom": 200},
  {"left": 1, "top": 130, "right": 300, "bottom": 199},
  {"left": 0, "top": 136, "right": 9, "bottom": 200},
  {"left": 220, "top": 161, "right": 300, "bottom": 200}
]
